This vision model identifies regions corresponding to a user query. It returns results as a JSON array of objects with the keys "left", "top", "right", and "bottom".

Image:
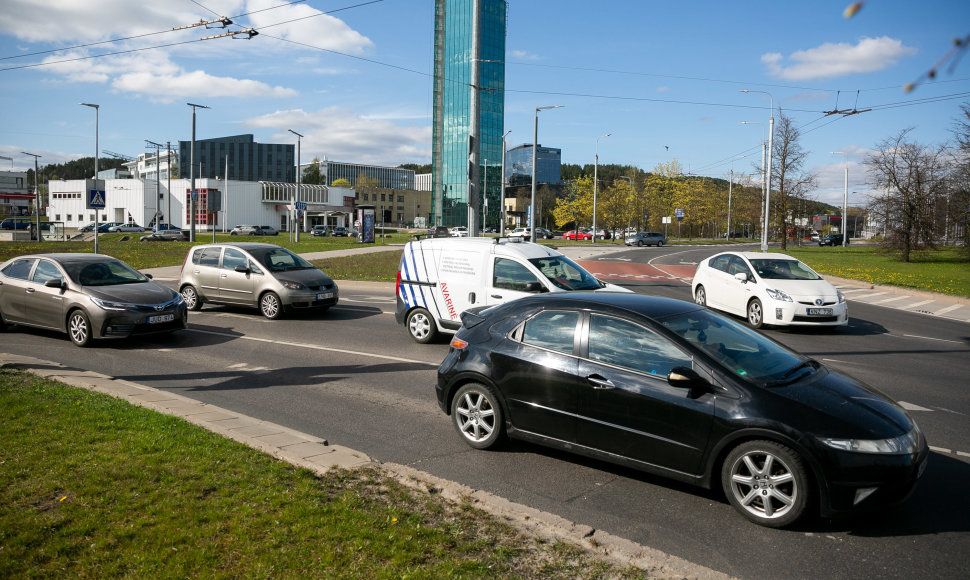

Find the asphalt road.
[{"left": 2, "top": 243, "right": 968, "bottom": 579}]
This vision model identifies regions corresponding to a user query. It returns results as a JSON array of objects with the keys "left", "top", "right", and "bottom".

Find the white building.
[
  {"left": 47, "top": 178, "right": 356, "bottom": 232},
  {"left": 1, "top": 169, "right": 32, "bottom": 215},
  {"left": 124, "top": 148, "right": 178, "bottom": 181}
]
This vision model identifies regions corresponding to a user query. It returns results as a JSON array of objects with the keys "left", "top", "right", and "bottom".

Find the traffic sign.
[
  {"left": 295, "top": 201, "right": 307, "bottom": 211},
  {"left": 87, "top": 189, "right": 105, "bottom": 209}
]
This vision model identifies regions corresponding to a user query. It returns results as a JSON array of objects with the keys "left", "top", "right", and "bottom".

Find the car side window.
[
  {"left": 520, "top": 310, "right": 579, "bottom": 354},
  {"left": 728, "top": 257, "right": 753, "bottom": 280},
  {"left": 197, "top": 247, "right": 221, "bottom": 267},
  {"left": 710, "top": 255, "right": 730, "bottom": 272},
  {"left": 222, "top": 248, "right": 248, "bottom": 271},
  {"left": 31, "top": 260, "right": 62, "bottom": 284},
  {"left": 493, "top": 258, "right": 541, "bottom": 292},
  {"left": 1, "top": 258, "right": 35, "bottom": 280},
  {"left": 588, "top": 314, "right": 691, "bottom": 377}
]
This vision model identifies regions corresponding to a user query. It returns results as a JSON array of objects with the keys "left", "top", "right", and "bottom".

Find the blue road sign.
[
  {"left": 88, "top": 189, "right": 106, "bottom": 209},
  {"left": 295, "top": 201, "right": 307, "bottom": 211}
]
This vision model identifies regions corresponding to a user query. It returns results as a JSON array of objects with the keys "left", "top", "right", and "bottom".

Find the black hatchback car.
[
  {"left": 435, "top": 293, "right": 927, "bottom": 527},
  {"left": 819, "top": 234, "right": 849, "bottom": 246}
]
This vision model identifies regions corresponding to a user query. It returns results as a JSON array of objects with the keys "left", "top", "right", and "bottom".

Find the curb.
[{"left": 1, "top": 351, "right": 733, "bottom": 580}]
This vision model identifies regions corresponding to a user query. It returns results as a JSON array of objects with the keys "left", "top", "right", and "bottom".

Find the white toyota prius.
[{"left": 691, "top": 251, "right": 847, "bottom": 329}]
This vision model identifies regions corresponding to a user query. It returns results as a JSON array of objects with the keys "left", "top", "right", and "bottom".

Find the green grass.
[
  {"left": 779, "top": 245, "right": 970, "bottom": 298},
  {"left": 0, "top": 370, "right": 637, "bottom": 579},
  {"left": 311, "top": 249, "right": 403, "bottom": 282}
]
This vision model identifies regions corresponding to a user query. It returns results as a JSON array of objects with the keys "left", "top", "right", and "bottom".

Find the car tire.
[
  {"left": 67, "top": 309, "right": 92, "bottom": 347},
  {"left": 657, "top": 240, "right": 664, "bottom": 247},
  {"left": 406, "top": 307, "right": 437, "bottom": 343},
  {"left": 747, "top": 298, "right": 764, "bottom": 329},
  {"left": 181, "top": 285, "right": 203, "bottom": 311},
  {"left": 451, "top": 383, "right": 504, "bottom": 450},
  {"left": 722, "top": 440, "right": 811, "bottom": 528},
  {"left": 694, "top": 285, "right": 707, "bottom": 306},
  {"left": 260, "top": 292, "right": 283, "bottom": 319},
  {"left": 637, "top": 240, "right": 643, "bottom": 247},
  {"left": 230, "top": 231, "right": 237, "bottom": 236}
]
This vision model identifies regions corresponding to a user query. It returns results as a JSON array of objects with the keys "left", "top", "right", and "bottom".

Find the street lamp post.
[
  {"left": 80, "top": 102, "right": 100, "bottom": 252},
  {"left": 146, "top": 140, "right": 163, "bottom": 230},
  {"left": 592, "top": 133, "right": 611, "bottom": 244},
  {"left": 741, "top": 90, "right": 773, "bottom": 252},
  {"left": 499, "top": 130, "right": 511, "bottom": 236},
  {"left": 482, "top": 158, "right": 488, "bottom": 231},
  {"left": 187, "top": 103, "right": 209, "bottom": 242},
  {"left": 831, "top": 151, "right": 849, "bottom": 247},
  {"left": 531, "top": 105, "right": 564, "bottom": 242},
  {"left": 22, "top": 152, "right": 41, "bottom": 241},
  {"left": 289, "top": 129, "right": 303, "bottom": 242},
  {"left": 740, "top": 121, "right": 766, "bottom": 242}
]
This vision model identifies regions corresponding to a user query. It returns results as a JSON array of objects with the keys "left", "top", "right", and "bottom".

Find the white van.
[{"left": 395, "top": 237, "right": 630, "bottom": 342}]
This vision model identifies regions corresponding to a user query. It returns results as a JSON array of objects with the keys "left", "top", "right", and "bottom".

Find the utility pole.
[
  {"left": 22, "top": 151, "right": 42, "bottom": 241},
  {"left": 187, "top": 103, "right": 209, "bottom": 242}
]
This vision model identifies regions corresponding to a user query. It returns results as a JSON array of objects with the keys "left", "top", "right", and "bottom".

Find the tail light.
[
  {"left": 395, "top": 269, "right": 401, "bottom": 296},
  {"left": 449, "top": 336, "right": 468, "bottom": 349}
]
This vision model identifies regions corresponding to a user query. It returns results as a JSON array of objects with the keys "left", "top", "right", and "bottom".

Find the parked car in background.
[
  {"left": 691, "top": 251, "right": 847, "bottom": 329},
  {"left": 435, "top": 291, "right": 927, "bottom": 527},
  {"left": 229, "top": 225, "right": 262, "bottom": 236},
  {"left": 154, "top": 223, "right": 182, "bottom": 232},
  {"left": 139, "top": 229, "right": 188, "bottom": 242},
  {"left": 509, "top": 227, "right": 555, "bottom": 240},
  {"left": 592, "top": 229, "right": 612, "bottom": 240},
  {"left": 178, "top": 242, "right": 339, "bottom": 319},
  {"left": 625, "top": 232, "right": 667, "bottom": 247},
  {"left": 819, "top": 234, "right": 848, "bottom": 246},
  {"left": 310, "top": 225, "right": 330, "bottom": 237},
  {"left": 332, "top": 226, "right": 350, "bottom": 237},
  {"left": 427, "top": 226, "right": 450, "bottom": 238},
  {"left": 562, "top": 229, "right": 592, "bottom": 241},
  {"left": 96, "top": 222, "right": 124, "bottom": 233},
  {"left": 258, "top": 225, "right": 279, "bottom": 236},
  {"left": 450, "top": 226, "right": 469, "bottom": 237},
  {"left": 78, "top": 223, "right": 97, "bottom": 232},
  {"left": 0, "top": 253, "right": 187, "bottom": 346},
  {"left": 0, "top": 217, "right": 33, "bottom": 230},
  {"left": 108, "top": 223, "right": 145, "bottom": 233}
]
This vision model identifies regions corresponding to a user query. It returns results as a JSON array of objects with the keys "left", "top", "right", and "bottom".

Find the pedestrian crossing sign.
[{"left": 85, "top": 178, "right": 106, "bottom": 209}]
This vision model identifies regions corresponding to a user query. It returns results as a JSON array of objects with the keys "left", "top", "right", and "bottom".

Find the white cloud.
[
  {"left": 656, "top": 86, "right": 670, "bottom": 93},
  {"left": 113, "top": 70, "right": 298, "bottom": 104},
  {"left": 762, "top": 37, "right": 917, "bottom": 80},
  {"left": 244, "top": 107, "right": 432, "bottom": 165},
  {"left": 246, "top": 0, "right": 373, "bottom": 54},
  {"left": 510, "top": 49, "right": 540, "bottom": 61}
]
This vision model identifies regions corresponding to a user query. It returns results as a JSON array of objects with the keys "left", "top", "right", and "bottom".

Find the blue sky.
[{"left": 2, "top": 0, "right": 968, "bottom": 208}]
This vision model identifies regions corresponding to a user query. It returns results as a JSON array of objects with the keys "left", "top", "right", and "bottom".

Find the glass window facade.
[
  {"left": 505, "top": 144, "right": 562, "bottom": 187},
  {"left": 178, "top": 134, "right": 294, "bottom": 183},
  {"left": 432, "top": 0, "right": 507, "bottom": 228}
]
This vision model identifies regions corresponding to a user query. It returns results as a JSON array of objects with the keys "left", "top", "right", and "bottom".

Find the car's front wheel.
[
  {"left": 694, "top": 285, "right": 707, "bottom": 306},
  {"left": 722, "top": 440, "right": 811, "bottom": 528},
  {"left": 452, "top": 383, "right": 504, "bottom": 450},
  {"left": 260, "top": 292, "right": 283, "bottom": 319},
  {"left": 181, "top": 285, "right": 203, "bottom": 311},
  {"left": 657, "top": 240, "right": 664, "bottom": 247},
  {"left": 406, "top": 308, "right": 437, "bottom": 343},
  {"left": 67, "top": 309, "right": 92, "bottom": 347},
  {"left": 747, "top": 298, "right": 764, "bottom": 329}
]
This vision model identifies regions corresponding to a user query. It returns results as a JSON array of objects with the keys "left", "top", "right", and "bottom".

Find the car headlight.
[
  {"left": 765, "top": 288, "right": 793, "bottom": 302},
  {"left": 837, "top": 290, "right": 846, "bottom": 304},
  {"left": 279, "top": 280, "right": 305, "bottom": 290},
  {"left": 820, "top": 429, "right": 919, "bottom": 454},
  {"left": 89, "top": 296, "right": 133, "bottom": 311}
]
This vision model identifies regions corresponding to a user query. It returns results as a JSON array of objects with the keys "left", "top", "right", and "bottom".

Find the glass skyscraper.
[{"left": 432, "top": 0, "right": 507, "bottom": 228}]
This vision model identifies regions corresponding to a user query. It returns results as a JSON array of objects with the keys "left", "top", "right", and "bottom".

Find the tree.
[
  {"left": 303, "top": 158, "right": 324, "bottom": 185},
  {"left": 865, "top": 128, "right": 946, "bottom": 262},
  {"left": 600, "top": 179, "right": 633, "bottom": 239},
  {"left": 331, "top": 178, "right": 351, "bottom": 188},
  {"left": 770, "top": 110, "right": 817, "bottom": 250},
  {"left": 553, "top": 176, "right": 593, "bottom": 229},
  {"left": 950, "top": 103, "right": 970, "bottom": 257}
]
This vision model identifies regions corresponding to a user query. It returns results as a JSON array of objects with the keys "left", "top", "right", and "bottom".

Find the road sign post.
[{"left": 85, "top": 179, "right": 106, "bottom": 254}]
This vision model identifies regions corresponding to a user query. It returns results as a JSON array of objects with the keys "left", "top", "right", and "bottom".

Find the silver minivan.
[{"left": 178, "top": 243, "right": 338, "bottom": 319}]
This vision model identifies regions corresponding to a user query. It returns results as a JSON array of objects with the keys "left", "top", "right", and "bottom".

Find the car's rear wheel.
[
  {"left": 260, "top": 292, "right": 283, "bottom": 319},
  {"left": 722, "top": 440, "right": 810, "bottom": 528},
  {"left": 406, "top": 308, "right": 437, "bottom": 343},
  {"left": 452, "top": 383, "right": 504, "bottom": 449},
  {"left": 67, "top": 309, "right": 92, "bottom": 347},
  {"left": 694, "top": 285, "right": 707, "bottom": 306},
  {"left": 747, "top": 298, "right": 764, "bottom": 329},
  {"left": 657, "top": 240, "right": 664, "bottom": 247},
  {"left": 181, "top": 285, "right": 203, "bottom": 311},
  {"left": 637, "top": 240, "right": 643, "bottom": 247}
]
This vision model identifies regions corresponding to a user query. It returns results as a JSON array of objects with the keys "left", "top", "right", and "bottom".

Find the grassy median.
[{"left": 0, "top": 370, "right": 637, "bottom": 578}]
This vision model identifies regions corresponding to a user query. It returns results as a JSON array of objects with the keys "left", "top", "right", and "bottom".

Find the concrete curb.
[{"left": 2, "top": 351, "right": 733, "bottom": 580}]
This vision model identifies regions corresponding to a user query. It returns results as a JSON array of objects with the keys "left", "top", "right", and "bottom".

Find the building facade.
[
  {"left": 125, "top": 148, "right": 178, "bottom": 181},
  {"left": 178, "top": 134, "right": 294, "bottom": 183},
  {"left": 505, "top": 143, "right": 563, "bottom": 187},
  {"left": 317, "top": 160, "right": 416, "bottom": 189},
  {"left": 0, "top": 170, "right": 31, "bottom": 215},
  {"left": 432, "top": 0, "right": 507, "bottom": 228}
]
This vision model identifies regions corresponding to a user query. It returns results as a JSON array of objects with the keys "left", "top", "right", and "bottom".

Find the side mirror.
[
  {"left": 235, "top": 265, "right": 251, "bottom": 273},
  {"left": 667, "top": 366, "right": 709, "bottom": 391},
  {"left": 734, "top": 272, "right": 748, "bottom": 282},
  {"left": 524, "top": 281, "right": 547, "bottom": 293},
  {"left": 44, "top": 278, "right": 65, "bottom": 289},
  {"left": 144, "top": 273, "right": 153, "bottom": 279}
]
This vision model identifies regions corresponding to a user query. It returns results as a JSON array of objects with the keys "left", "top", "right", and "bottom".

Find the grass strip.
[{"left": 0, "top": 370, "right": 636, "bottom": 579}]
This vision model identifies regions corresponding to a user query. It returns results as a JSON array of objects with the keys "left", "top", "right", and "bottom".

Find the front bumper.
[
  {"left": 765, "top": 298, "right": 848, "bottom": 326},
  {"left": 818, "top": 440, "right": 929, "bottom": 516}
]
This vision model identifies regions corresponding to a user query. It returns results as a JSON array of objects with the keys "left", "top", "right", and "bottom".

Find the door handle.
[
  {"left": 26, "top": 287, "right": 35, "bottom": 293},
  {"left": 586, "top": 374, "right": 615, "bottom": 389},
  {"left": 490, "top": 294, "right": 502, "bottom": 299}
]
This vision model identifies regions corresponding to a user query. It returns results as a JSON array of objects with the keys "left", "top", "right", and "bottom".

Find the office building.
[
  {"left": 432, "top": 0, "right": 507, "bottom": 228},
  {"left": 319, "top": 160, "right": 415, "bottom": 189},
  {"left": 178, "top": 134, "right": 294, "bottom": 183},
  {"left": 505, "top": 143, "right": 562, "bottom": 187}
]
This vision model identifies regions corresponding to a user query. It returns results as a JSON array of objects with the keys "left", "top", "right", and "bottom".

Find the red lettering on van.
[{"left": 440, "top": 281, "right": 458, "bottom": 319}]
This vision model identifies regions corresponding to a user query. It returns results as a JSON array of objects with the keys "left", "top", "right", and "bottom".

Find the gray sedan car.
[
  {"left": 0, "top": 253, "right": 187, "bottom": 346},
  {"left": 178, "top": 243, "right": 339, "bottom": 319}
]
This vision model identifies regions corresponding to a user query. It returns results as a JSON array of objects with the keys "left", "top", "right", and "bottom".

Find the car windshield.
[
  {"left": 529, "top": 255, "right": 603, "bottom": 291},
  {"left": 65, "top": 260, "right": 149, "bottom": 286},
  {"left": 748, "top": 258, "right": 821, "bottom": 280},
  {"left": 659, "top": 308, "right": 810, "bottom": 385},
  {"left": 247, "top": 247, "right": 315, "bottom": 271}
]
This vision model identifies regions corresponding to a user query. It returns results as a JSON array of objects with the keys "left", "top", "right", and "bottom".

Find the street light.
[
  {"left": 22, "top": 152, "right": 41, "bottom": 241},
  {"left": 146, "top": 140, "right": 163, "bottom": 230},
  {"left": 499, "top": 130, "right": 511, "bottom": 236},
  {"left": 80, "top": 103, "right": 100, "bottom": 252},
  {"left": 531, "top": 105, "right": 564, "bottom": 242},
  {"left": 187, "top": 103, "right": 210, "bottom": 242},
  {"left": 592, "top": 133, "right": 611, "bottom": 244},
  {"left": 289, "top": 129, "right": 303, "bottom": 242},
  {"left": 741, "top": 90, "right": 773, "bottom": 252},
  {"left": 831, "top": 151, "right": 849, "bottom": 247}
]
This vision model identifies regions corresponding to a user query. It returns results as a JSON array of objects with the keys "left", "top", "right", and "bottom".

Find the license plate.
[
  {"left": 316, "top": 292, "right": 334, "bottom": 300},
  {"left": 807, "top": 308, "right": 833, "bottom": 316},
  {"left": 147, "top": 313, "right": 175, "bottom": 324}
]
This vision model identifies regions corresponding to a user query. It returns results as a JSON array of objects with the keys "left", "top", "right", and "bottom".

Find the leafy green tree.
[
  {"left": 331, "top": 178, "right": 351, "bottom": 187},
  {"left": 303, "top": 158, "right": 323, "bottom": 185},
  {"left": 553, "top": 176, "right": 593, "bottom": 229},
  {"left": 770, "top": 109, "right": 817, "bottom": 250}
]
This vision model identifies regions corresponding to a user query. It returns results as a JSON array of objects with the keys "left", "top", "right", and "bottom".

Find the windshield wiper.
[{"left": 767, "top": 359, "right": 817, "bottom": 387}]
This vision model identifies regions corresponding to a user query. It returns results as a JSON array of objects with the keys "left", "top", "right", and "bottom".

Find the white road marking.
[
  {"left": 899, "top": 299, "right": 934, "bottom": 310},
  {"left": 859, "top": 292, "right": 887, "bottom": 299},
  {"left": 900, "top": 334, "right": 963, "bottom": 344},
  {"left": 898, "top": 401, "right": 932, "bottom": 412},
  {"left": 870, "top": 295, "right": 908, "bottom": 305},
  {"left": 935, "top": 304, "right": 963, "bottom": 315},
  {"left": 930, "top": 446, "right": 952, "bottom": 454}
]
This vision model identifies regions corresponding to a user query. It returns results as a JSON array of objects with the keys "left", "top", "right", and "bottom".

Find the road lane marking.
[
  {"left": 899, "top": 299, "right": 934, "bottom": 310},
  {"left": 898, "top": 401, "right": 932, "bottom": 412},
  {"left": 935, "top": 304, "right": 963, "bottom": 315},
  {"left": 899, "top": 334, "right": 964, "bottom": 344},
  {"left": 187, "top": 328, "right": 439, "bottom": 367},
  {"left": 870, "top": 295, "right": 908, "bottom": 305}
]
